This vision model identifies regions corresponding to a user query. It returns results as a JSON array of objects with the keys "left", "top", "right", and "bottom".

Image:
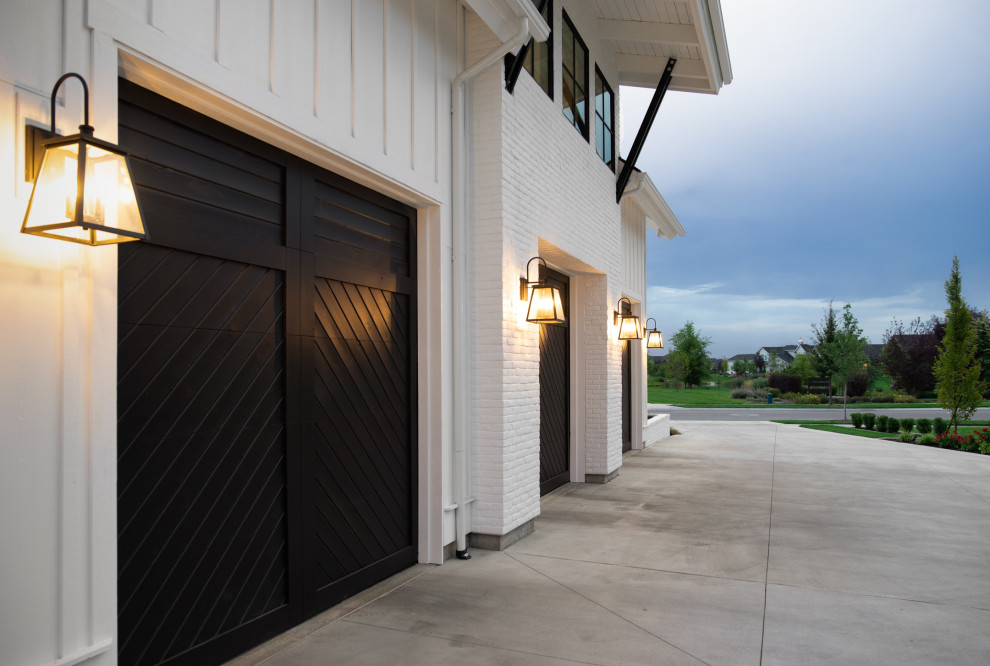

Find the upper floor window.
[
  {"left": 595, "top": 67, "right": 615, "bottom": 169},
  {"left": 561, "top": 11, "right": 588, "bottom": 139},
  {"left": 522, "top": 0, "right": 552, "bottom": 98}
]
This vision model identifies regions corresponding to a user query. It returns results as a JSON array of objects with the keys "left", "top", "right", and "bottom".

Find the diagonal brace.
[{"left": 615, "top": 57, "right": 676, "bottom": 202}]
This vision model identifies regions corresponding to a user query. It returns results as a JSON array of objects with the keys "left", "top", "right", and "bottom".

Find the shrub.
[
  {"left": 851, "top": 413, "right": 864, "bottom": 428},
  {"left": 730, "top": 388, "right": 749, "bottom": 399},
  {"left": 768, "top": 387, "right": 782, "bottom": 398},
  {"left": 918, "top": 433, "right": 937, "bottom": 446},
  {"left": 769, "top": 373, "right": 801, "bottom": 394},
  {"left": 893, "top": 394, "right": 916, "bottom": 403},
  {"left": 915, "top": 418, "right": 932, "bottom": 435},
  {"left": 898, "top": 431, "right": 915, "bottom": 443},
  {"left": 886, "top": 417, "right": 900, "bottom": 433},
  {"left": 876, "top": 415, "right": 889, "bottom": 432},
  {"left": 937, "top": 430, "right": 961, "bottom": 449},
  {"left": 980, "top": 429, "right": 990, "bottom": 455},
  {"left": 960, "top": 436, "right": 978, "bottom": 453},
  {"left": 863, "top": 413, "right": 876, "bottom": 430},
  {"left": 781, "top": 392, "right": 799, "bottom": 402},
  {"left": 933, "top": 417, "right": 947, "bottom": 435},
  {"left": 899, "top": 418, "right": 915, "bottom": 433},
  {"left": 797, "top": 393, "right": 821, "bottom": 404},
  {"left": 752, "top": 377, "right": 769, "bottom": 390}
]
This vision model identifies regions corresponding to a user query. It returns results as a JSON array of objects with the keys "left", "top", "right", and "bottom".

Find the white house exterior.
[{"left": 0, "top": 1, "right": 730, "bottom": 664}]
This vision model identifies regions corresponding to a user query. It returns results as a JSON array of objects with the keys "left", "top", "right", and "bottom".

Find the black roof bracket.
[
  {"left": 615, "top": 57, "right": 676, "bottom": 203},
  {"left": 505, "top": 0, "right": 549, "bottom": 94}
]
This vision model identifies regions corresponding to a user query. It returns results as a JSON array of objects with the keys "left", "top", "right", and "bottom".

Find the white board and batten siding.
[
  {"left": 0, "top": 2, "right": 462, "bottom": 665},
  {"left": 87, "top": 0, "right": 459, "bottom": 206}
]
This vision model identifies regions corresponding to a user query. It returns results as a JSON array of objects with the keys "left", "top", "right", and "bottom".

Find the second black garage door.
[{"left": 116, "top": 81, "right": 417, "bottom": 665}]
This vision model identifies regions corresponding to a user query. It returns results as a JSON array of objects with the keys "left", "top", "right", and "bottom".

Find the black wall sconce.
[
  {"left": 645, "top": 318, "right": 664, "bottom": 348},
  {"left": 21, "top": 72, "right": 148, "bottom": 246},
  {"left": 519, "top": 257, "right": 565, "bottom": 324},
  {"left": 614, "top": 296, "right": 642, "bottom": 340}
]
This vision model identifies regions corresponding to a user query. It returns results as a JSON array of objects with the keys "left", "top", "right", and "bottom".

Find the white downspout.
[{"left": 450, "top": 15, "right": 530, "bottom": 560}]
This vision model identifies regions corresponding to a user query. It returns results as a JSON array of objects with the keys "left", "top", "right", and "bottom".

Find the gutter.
[{"left": 450, "top": 15, "right": 531, "bottom": 560}]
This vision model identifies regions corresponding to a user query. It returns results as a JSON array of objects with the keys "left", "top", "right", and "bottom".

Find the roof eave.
[
  {"left": 622, "top": 171, "right": 685, "bottom": 241},
  {"left": 463, "top": 0, "right": 551, "bottom": 45}
]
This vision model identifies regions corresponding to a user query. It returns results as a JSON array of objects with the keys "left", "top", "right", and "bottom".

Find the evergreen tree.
[
  {"left": 669, "top": 322, "right": 712, "bottom": 388},
  {"left": 810, "top": 301, "right": 839, "bottom": 404},
  {"left": 933, "top": 257, "right": 985, "bottom": 429}
]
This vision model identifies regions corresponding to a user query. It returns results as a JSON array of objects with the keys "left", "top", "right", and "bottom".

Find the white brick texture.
[{"left": 466, "top": 3, "right": 628, "bottom": 536}]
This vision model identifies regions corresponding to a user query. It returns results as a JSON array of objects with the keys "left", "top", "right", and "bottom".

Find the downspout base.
[{"left": 455, "top": 550, "right": 472, "bottom": 560}]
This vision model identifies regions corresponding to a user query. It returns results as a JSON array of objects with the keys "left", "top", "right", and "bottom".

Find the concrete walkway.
[{"left": 232, "top": 422, "right": 990, "bottom": 665}]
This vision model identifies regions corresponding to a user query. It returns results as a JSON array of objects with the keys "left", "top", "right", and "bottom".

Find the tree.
[
  {"left": 669, "top": 322, "right": 712, "bottom": 388},
  {"left": 787, "top": 352, "right": 816, "bottom": 384},
  {"left": 881, "top": 316, "right": 942, "bottom": 396},
  {"left": 833, "top": 304, "right": 868, "bottom": 412},
  {"left": 933, "top": 257, "right": 985, "bottom": 430},
  {"left": 809, "top": 301, "right": 839, "bottom": 404},
  {"left": 732, "top": 358, "right": 754, "bottom": 375},
  {"left": 753, "top": 351, "right": 765, "bottom": 374},
  {"left": 721, "top": 357, "right": 730, "bottom": 376},
  {"left": 666, "top": 351, "right": 687, "bottom": 391}
]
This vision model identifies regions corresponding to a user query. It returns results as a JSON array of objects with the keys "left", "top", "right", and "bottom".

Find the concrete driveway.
[{"left": 233, "top": 422, "right": 990, "bottom": 665}]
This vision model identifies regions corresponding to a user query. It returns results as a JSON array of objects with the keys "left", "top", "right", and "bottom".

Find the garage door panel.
[
  {"left": 130, "top": 160, "right": 285, "bottom": 230},
  {"left": 118, "top": 80, "right": 416, "bottom": 665},
  {"left": 119, "top": 247, "right": 285, "bottom": 333},
  {"left": 134, "top": 188, "right": 288, "bottom": 266},
  {"left": 120, "top": 97, "right": 286, "bottom": 198},
  {"left": 118, "top": 326, "right": 285, "bottom": 442},
  {"left": 311, "top": 440, "right": 405, "bottom": 556},
  {"left": 117, "top": 423, "right": 288, "bottom": 665},
  {"left": 313, "top": 239, "right": 413, "bottom": 294}
]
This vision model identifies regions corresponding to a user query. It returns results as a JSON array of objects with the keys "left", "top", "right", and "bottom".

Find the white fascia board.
[
  {"left": 463, "top": 0, "right": 551, "bottom": 45},
  {"left": 694, "top": 0, "right": 733, "bottom": 87},
  {"left": 623, "top": 171, "right": 685, "bottom": 241}
]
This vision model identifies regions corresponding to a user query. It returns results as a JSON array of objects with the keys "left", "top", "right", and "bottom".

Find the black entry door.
[
  {"left": 116, "top": 81, "right": 416, "bottom": 665},
  {"left": 539, "top": 269, "right": 569, "bottom": 495},
  {"left": 622, "top": 340, "right": 632, "bottom": 452}
]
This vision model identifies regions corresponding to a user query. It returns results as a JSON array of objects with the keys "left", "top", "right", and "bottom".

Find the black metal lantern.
[
  {"left": 645, "top": 317, "right": 664, "bottom": 348},
  {"left": 21, "top": 73, "right": 147, "bottom": 246},
  {"left": 614, "top": 296, "right": 642, "bottom": 340},
  {"left": 519, "top": 257, "right": 565, "bottom": 324}
]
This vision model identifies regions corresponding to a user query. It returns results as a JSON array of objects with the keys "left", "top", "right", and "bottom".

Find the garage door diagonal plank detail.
[
  {"left": 117, "top": 243, "right": 289, "bottom": 666},
  {"left": 307, "top": 277, "right": 414, "bottom": 596}
]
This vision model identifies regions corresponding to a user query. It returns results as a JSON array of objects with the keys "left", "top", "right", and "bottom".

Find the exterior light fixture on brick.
[
  {"left": 614, "top": 296, "right": 642, "bottom": 340},
  {"left": 22, "top": 73, "right": 147, "bottom": 246},
  {"left": 645, "top": 318, "right": 663, "bottom": 348},
  {"left": 519, "top": 256, "right": 565, "bottom": 324}
]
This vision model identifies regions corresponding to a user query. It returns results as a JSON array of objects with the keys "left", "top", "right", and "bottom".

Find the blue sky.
[{"left": 621, "top": 0, "right": 990, "bottom": 358}]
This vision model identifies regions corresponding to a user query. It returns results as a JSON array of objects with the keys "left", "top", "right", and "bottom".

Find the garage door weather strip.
[{"left": 451, "top": 16, "right": 531, "bottom": 561}]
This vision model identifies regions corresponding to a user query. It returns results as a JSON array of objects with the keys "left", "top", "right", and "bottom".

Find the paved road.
[{"left": 649, "top": 404, "right": 990, "bottom": 421}]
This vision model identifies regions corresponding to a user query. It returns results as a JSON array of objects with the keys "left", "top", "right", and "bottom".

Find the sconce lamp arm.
[{"left": 50, "top": 72, "right": 92, "bottom": 135}]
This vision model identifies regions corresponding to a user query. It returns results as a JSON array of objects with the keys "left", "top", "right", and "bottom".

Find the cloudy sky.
[{"left": 621, "top": 0, "right": 990, "bottom": 358}]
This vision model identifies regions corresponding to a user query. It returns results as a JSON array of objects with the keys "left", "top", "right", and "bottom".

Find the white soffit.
[
  {"left": 464, "top": 0, "right": 551, "bottom": 45},
  {"left": 623, "top": 171, "right": 685, "bottom": 241},
  {"left": 595, "top": 0, "right": 732, "bottom": 94}
]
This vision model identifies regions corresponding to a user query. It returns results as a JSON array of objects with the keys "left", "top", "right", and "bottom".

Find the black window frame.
[
  {"left": 594, "top": 66, "right": 615, "bottom": 170},
  {"left": 514, "top": 0, "right": 553, "bottom": 99},
  {"left": 560, "top": 11, "right": 589, "bottom": 140}
]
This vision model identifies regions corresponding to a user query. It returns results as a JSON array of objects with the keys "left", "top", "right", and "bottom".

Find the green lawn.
[
  {"left": 772, "top": 420, "right": 990, "bottom": 441},
  {"left": 647, "top": 385, "right": 737, "bottom": 406}
]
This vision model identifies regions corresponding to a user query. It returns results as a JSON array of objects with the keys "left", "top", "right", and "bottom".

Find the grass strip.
[{"left": 798, "top": 424, "right": 892, "bottom": 439}]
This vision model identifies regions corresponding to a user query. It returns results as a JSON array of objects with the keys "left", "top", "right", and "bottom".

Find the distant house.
[
  {"left": 866, "top": 343, "right": 884, "bottom": 363},
  {"left": 756, "top": 343, "right": 814, "bottom": 372}
]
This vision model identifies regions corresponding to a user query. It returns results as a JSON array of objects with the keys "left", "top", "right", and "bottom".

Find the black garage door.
[
  {"left": 539, "top": 269, "right": 569, "bottom": 495},
  {"left": 116, "top": 81, "right": 417, "bottom": 665}
]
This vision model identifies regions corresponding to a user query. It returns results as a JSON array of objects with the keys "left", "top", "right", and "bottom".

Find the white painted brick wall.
[{"left": 466, "top": 1, "right": 629, "bottom": 536}]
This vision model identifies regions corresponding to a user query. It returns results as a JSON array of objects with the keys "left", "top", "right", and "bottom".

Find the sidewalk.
[{"left": 232, "top": 422, "right": 990, "bottom": 665}]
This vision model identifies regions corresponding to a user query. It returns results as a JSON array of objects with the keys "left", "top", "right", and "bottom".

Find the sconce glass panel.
[
  {"left": 617, "top": 315, "right": 643, "bottom": 340},
  {"left": 526, "top": 284, "right": 565, "bottom": 324}
]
